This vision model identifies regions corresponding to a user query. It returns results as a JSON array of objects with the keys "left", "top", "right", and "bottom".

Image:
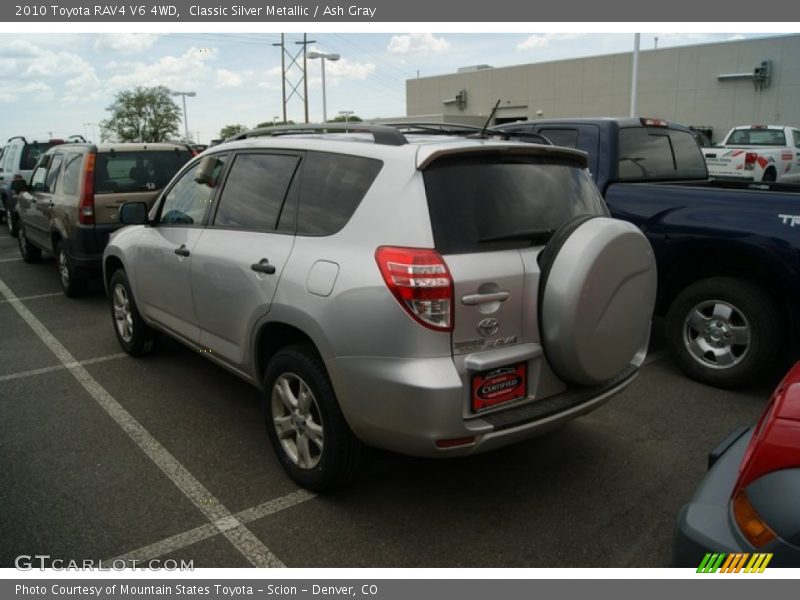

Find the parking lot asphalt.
[{"left": 0, "top": 225, "right": 776, "bottom": 568}]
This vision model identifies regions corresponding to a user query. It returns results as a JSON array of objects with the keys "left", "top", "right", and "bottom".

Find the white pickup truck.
[{"left": 703, "top": 125, "right": 800, "bottom": 183}]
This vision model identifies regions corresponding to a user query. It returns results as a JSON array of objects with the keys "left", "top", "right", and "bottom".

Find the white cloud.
[
  {"left": 106, "top": 47, "right": 218, "bottom": 91},
  {"left": 215, "top": 69, "right": 242, "bottom": 88},
  {"left": 63, "top": 70, "right": 104, "bottom": 103},
  {"left": 0, "top": 81, "right": 53, "bottom": 103},
  {"left": 324, "top": 59, "right": 376, "bottom": 83},
  {"left": 516, "top": 34, "right": 584, "bottom": 51},
  {"left": 0, "top": 40, "right": 41, "bottom": 58},
  {"left": 388, "top": 33, "right": 449, "bottom": 55},
  {"left": 95, "top": 34, "right": 159, "bottom": 54}
]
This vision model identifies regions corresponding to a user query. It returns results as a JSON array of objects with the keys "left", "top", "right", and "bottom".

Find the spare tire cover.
[{"left": 539, "top": 216, "right": 657, "bottom": 386}]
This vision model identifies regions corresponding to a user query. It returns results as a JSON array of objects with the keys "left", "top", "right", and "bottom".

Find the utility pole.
[
  {"left": 630, "top": 33, "right": 640, "bottom": 118},
  {"left": 273, "top": 33, "right": 315, "bottom": 124}
]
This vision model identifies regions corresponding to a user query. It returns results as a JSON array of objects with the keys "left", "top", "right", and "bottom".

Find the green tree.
[
  {"left": 255, "top": 120, "right": 296, "bottom": 128},
  {"left": 329, "top": 114, "right": 362, "bottom": 123},
  {"left": 219, "top": 124, "right": 248, "bottom": 139},
  {"left": 100, "top": 86, "right": 181, "bottom": 143}
]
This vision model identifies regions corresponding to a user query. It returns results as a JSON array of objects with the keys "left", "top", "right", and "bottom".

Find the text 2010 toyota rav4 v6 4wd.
[{"left": 103, "top": 124, "right": 657, "bottom": 491}]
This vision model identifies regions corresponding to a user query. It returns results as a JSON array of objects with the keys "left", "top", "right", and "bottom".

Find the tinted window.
[
  {"left": 296, "top": 152, "right": 382, "bottom": 235},
  {"left": 793, "top": 130, "right": 800, "bottom": 148},
  {"left": 95, "top": 150, "right": 192, "bottom": 194},
  {"left": 159, "top": 157, "right": 226, "bottom": 226},
  {"left": 21, "top": 142, "right": 59, "bottom": 171},
  {"left": 215, "top": 153, "right": 300, "bottom": 231},
  {"left": 618, "top": 127, "right": 707, "bottom": 180},
  {"left": 45, "top": 155, "right": 64, "bottom": 193},
  {"left": 61, "top": 153, "right": 83, "bottom": 197},
  {"left": 423, "top": 155, "right": 607, "bottom": 255},
  {"left": 538, "top": 128, "right": 579, "bottom": 148}
]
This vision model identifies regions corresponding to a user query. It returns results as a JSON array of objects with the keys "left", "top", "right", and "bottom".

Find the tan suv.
[{"left": 13, "top": 142, "right": 193, "bottom": 296}]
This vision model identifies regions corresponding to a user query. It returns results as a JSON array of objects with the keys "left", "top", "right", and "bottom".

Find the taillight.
[
  {"left": 640, "top": 117, "right": 668, "bottom": 127},
  {"left": 79, "top": 153, "right": 95, "bottom": 225},
  {"left": 744, "top": 152, "right": 758, "bottom": 170},
  {"left": 731, "top": 361, "right": 800, "bottom": 546},
  {"left": 375, "top": 246, "right": 453, "bottom": 332}
]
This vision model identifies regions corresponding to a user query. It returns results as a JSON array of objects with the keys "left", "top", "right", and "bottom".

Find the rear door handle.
[
  {"left": 251, "top": 259, "right": 276, "bottom": 275},
  {"left": 461, "top": 291, "right": 510, "bottom": 305},
  {"left": 174, "top": 244, "right": 190, "bottom": 257}
]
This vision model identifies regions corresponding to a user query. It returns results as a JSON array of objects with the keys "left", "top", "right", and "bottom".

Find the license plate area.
[{"left": 471, "top": 363, "right": 527, "bottom": 413}]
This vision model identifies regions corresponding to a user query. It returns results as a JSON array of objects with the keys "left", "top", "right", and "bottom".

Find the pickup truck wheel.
[
  {"left": 109, "top": 269, "right": 158, "bottom": 356},
  {"left": 17, "top": 224, "right": 41, "bottom": 263},
  {"left": 263, "top": 344, "right": 366, "bottom": 492},
  {"left": 666, "top": 277, "right": 782, "bottom": 388},
  {"left": 56, "top": 241, "right": 88, "bottom": 297},
  {"left": 761, "top": 168, "right": 776, "bottom": 183}
]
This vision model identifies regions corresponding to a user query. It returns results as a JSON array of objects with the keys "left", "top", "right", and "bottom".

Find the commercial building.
[{"left": 405, "top": 34, "right": 800, "bottom": 143}]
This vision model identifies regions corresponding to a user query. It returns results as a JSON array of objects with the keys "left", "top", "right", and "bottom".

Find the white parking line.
[
  {"left": 0, "top": 277, "right": 285, "bottom": 568},
  {"left": 0, "top": 292, "right": 63, "bottom": 304},
  {"left": 0, "top": 353, "right": 127, "bottom": 383},
  {"left": 113, "top": 490, "right": 315, "bottom": 563},
  {"left": 0, "top": 257, "right": 22, "bottom": 263},
  {"left": 643, "top": 350, "right": 667, "bottom": 366}
]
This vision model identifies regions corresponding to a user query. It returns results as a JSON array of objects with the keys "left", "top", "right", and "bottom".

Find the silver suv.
[{"left": 103, "top": 124, "right": 657, "bottom": 491}]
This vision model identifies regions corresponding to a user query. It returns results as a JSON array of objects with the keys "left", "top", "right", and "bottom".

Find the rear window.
[
  {"left": 20, "top": 142, "right": 59, "bottom": 171},
  {"left": 726, "top": 128, "right": 786, "bottom": 146},
  {"left": 423, "top": 155, "right": 607, "bottom": 255},
  {"left": 618, "top": 127, "right": 708, "bottom": 180},
  {"left": 94, "top": 150, "right": 192, "bottom": 194}
]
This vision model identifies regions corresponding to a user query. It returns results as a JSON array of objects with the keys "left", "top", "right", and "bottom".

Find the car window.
[
  {"left": 296, "top": 151, "right": 382, "bottom": 236},
  {"left": 423, "top": 154, "right": 607, "bottom": 254},
  {"left": 61, "top": 153, "right": 83, "bottom": 197},
  {"left": 158, "top": 156, "right": 226, "bottom": 226},
  {"left": 95, "top": 150, "right": 192, "bottom": 194},
  {"left": 21, "top": 142, "right": 59, "bottom": 171},
  {"left": 618, "top": 127, "right": 707, "bottom": 180},
  {"left": 728, "top": 128, "right": 787, "bottom": 146},
  {"left": 538, "top": 128, "right": 579, "bottom": 148},
  {"left": 793, "top": 130, "right": 800, "bottom": 148},
  {"left": 30, "top": 164, "right": 48, "bottom": 191},
  {"left": 45, "top": 154, "right": 64, "bottom": 193},
  {"left": 214, "top": 153, "right": 300, "bottom": 231}
]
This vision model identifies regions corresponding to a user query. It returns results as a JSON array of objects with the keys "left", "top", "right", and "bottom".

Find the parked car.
[
  {"left": 673, "top": 361, "right": 800, "bottom": 567},
  {"left": 13, "top": 142, "right": 193, "bottom": 296},
  {"left": 703, "top": 125, "right": 800, "bottom": 183},
  {"left": 103, "top": 123, "right": 657, "bottom": 491},
  {"left": 498, "top": 117, "right": 800, "bottom": 389},
  {"left": 0, "top": 135, "right": 66, "bottom": 236}
]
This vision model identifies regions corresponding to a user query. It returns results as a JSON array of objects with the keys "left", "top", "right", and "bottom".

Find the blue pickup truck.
[{"left": 500, "top": 117, "right": 800, "bottom": 389}]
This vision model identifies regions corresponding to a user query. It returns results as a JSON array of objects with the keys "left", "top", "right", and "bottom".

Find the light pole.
[
  {"left": 307, "top": 51, "right": 340, "bottom": 122},
  {"left": 170, "top": 90, "right": 196, "bottom": 141}
]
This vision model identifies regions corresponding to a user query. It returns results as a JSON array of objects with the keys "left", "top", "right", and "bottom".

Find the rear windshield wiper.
[{"left": 479, "top": 228, "right": 555, "bottom": 244}]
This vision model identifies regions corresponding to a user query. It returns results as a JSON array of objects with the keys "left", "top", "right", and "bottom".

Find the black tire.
[
  {"left": 17, "top": 223, "right": 41, "bottom": 263},
  {"left": 5, "top": 198, "right": 19, "bottom": 237},
  {"left": 108, "top": 269, "right": 159, "bottom": 356},
  {"left": 665, "top": 277, "right": 783, "bottom": 389},
  {"left": 55, "top": 240, "right": 88, "bottom": 297},
  {"left": 761, "top": 168, "right": 777, "bottom": 183},
  {"left": 263, "top": 344, "right": 366, "bottom": 492}
]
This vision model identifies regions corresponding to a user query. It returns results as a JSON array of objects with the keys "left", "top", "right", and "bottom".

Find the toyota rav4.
[{"left": 103, "top": 123, "right": 657, "bottom": 491}]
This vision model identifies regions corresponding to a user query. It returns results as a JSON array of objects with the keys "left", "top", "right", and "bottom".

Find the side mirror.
[
  {"left": 10, "top": 179, "right": 29, "bottom": 194},
  {"left": 193, "top": 155, "right": 220, "bottom": 187},
  {"left": 119, "top": 201, "right": 149, "bottom": 225}
]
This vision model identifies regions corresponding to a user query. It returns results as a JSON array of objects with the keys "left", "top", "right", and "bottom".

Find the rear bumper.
[
  {"left": 672, "top": 427, "right": 752, "bottom": 566},
  {"left": 326, "top": 353, "right": 638, "bottom": 457},
  {"left": 66, "top": 223, "right": 122, "bottom": 272}
]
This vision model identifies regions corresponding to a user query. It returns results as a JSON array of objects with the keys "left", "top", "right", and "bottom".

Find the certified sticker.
[{"left": 471, "top": 363, "right": 527, "bottom": 412}]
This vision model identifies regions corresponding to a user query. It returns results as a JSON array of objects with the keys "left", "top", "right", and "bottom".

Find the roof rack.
[
  {"left": 228, "top": 123, "right": 408, "bottom": 146},
  {"left": 376, "top": 122, "right": 552, "bottom": 145},
  {"left": 7, "top": 135, "right": 27, "bottom": 144},
  {"left": 67, "top": 134, "right": 87, "bottom": 143}
]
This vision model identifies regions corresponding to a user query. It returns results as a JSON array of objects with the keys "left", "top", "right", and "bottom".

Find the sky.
[{"left": 0, "top": 32, "right": 788, "bottom": 144}]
